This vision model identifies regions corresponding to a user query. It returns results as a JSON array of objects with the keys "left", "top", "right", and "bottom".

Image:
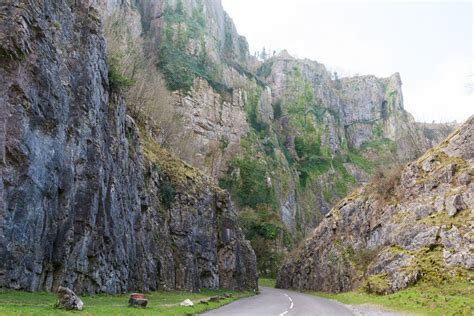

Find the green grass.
[
  {"left": 258, "top": 278, "right": 276, "bottom": 288},
  {"left": 347, "top": 150, "right": 374, "bottom": 173},
  {"left": 312, "top": 281, "right": 473, "bottom": 316},
  {"left": 0, "top": 288, "right": 253, "bottom": 315}
]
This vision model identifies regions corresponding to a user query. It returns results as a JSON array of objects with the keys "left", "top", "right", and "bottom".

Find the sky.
[{"left": 221, "top": 0, "right": 473, "bottom": 123}]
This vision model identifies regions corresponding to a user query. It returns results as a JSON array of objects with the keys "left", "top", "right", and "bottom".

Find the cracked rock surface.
[
  {"left": 277, "top": 116, "right": 473, "bottom": 293},
  {"left": 0, "top": 0, "right": 256, "bottom": 294}
]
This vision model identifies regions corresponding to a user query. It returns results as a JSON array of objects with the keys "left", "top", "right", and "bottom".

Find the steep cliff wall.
[
  {"left": 254, "top": 53, "right": 433, "bottom": 237},
  {"left": 98, "top": 0, "right": 454, "bottom": 277},
  {"left": 277, "top": 116, "right": 473, "bottom": 293},
  {"left": 0, "top": 0, "right": 256, "bottom": 294}
]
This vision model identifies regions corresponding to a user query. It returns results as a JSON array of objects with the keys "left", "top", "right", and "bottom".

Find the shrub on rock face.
[
  {"left": 371, "top": 164, "right": 403, "bottom": 201},
  {"left": 365, "top": 274, "right": 391, "bottom": 295},
  {"left": 108, "top": 56, "right": 135, "bottom": 92},
  {"left": 55, "top": 287, "right": 84, "bottom": 311}
]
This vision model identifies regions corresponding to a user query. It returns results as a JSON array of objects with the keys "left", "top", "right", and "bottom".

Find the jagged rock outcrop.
[
  {"left": 277, "top": 116, "right": 473, "bottom": 293},
  {"left": 0, "top": 0, "right": 256, "bottom": 294}
]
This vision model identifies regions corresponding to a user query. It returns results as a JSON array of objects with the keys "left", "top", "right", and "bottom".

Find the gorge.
[{"left": 1, "top": 2, "right": 470, "bottom": 312}]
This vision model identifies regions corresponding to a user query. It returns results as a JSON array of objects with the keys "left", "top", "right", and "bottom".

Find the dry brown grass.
[{"left": 370, "top": 164, "right": 404, "bottom": 201}]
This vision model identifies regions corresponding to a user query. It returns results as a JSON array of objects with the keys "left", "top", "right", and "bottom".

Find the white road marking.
[{"left": 277, "top": 294, "right": 294, "bottom": 316}]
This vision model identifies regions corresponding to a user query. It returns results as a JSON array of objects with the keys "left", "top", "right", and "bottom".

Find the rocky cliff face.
[
  {"left": 277, "top": 116, "right": 473, "bottom": 293},
  {"left": 257, "top": 53, "right": 433, "bottom": 237},
  {"left": 97, "top": 0, "right": 454, "bottom": 277},
  {"left": 0, "top": 0, "right": 256, "bottom": 294}
]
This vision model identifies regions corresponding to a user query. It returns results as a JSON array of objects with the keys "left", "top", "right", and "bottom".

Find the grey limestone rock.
[
  {"left": 277, "top": 117, "right": 473, "bottom": 293},
  {"left": 56, "top": 287, "right": 84, "bottom": 311},
  {"left": 0, "top": 0, "right": 257, "bottom": 294}
]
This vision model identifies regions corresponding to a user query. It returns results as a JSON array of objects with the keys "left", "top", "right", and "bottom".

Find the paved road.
[{"left": 202, "top": 287, "right": 354, "bottom": 316}]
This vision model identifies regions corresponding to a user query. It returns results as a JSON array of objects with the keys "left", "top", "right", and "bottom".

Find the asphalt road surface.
[{"left": 202, "top": 287, "right": 354, "bottom": 316}]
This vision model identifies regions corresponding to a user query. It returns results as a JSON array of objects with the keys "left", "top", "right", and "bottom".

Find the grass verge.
[
  {"left": 312, "top": 281, "right": 473, "bottom": 316},
  {"left": 0, "top": 288, "right": 253, "bottom": 315}
]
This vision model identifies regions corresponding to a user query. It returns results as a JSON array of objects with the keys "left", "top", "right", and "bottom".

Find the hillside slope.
[{"left": 277, "top": 116, "right": 473, "bottom": 293}]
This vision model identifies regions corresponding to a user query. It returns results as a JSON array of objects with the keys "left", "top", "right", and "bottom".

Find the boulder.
[
  {"left": 55, "top": 287, "right": 84, "bottom": 311},
  {"left": 180, "top": 299, "right": 194, "bottom": 306},
  {"left": 446, "top": 194, "right": 464, "bottom": 217},
  {"left": 458, "top": 173, "right": 471, "bottom": 185},
  {"left": 128, "top": 293, "right": 148, "bottom": 308}
]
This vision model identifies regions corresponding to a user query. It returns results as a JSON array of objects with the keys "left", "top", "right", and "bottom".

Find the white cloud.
[{"left": 403, "top": 57, "right": 473, "bottom": 123}]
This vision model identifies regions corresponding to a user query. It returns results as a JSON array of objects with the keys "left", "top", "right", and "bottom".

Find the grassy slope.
[
  {"left": 313, "top": 281, "right": 473, "bottom": 316},
  {"left": 0, "top": 289, "right": 253, "bottom": 316}
]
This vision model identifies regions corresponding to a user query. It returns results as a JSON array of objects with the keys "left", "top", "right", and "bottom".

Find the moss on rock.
[{"left": 365, "top": 273, "right": 391, "bottom": 295}]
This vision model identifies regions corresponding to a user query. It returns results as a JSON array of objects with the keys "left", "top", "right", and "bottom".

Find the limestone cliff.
[
  {"left": 0, "top": 0, "right": 257, "bottom": 294},
  {"left": 277, "top": 116, "right": 473, "bottom": 293},
  {"left": 98, "top": 0, "right": 454, "bottom": 276},
  {"left": 255, "top": 53, "right": 435, "bottom": 237}
]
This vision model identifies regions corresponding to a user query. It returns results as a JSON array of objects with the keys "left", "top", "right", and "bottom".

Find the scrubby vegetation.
[
  {"left": 371, "top": 164, "right": 404, "bottom": 201},
  {"left": 159, "top": 177, "right": 176, "bottom": 209},
  {"left": 365, "top": 273, "right": 391, "bottom": 295},
  {"left": 107, "top": 56, "right": 135, "bottom": 92},
  {"left": 219, "top": 133, "right": 291, "bottom": 277},
  {"left": 281, "top": 67, "right": 359, "bottom": 201},
  {"left": 105, "top": 7, "right": 195, "bottom": 156},
  {"left": 244, "top": 87, "right": 269, "bottom": 135},
  {"left": 156, "top": 0, "right": 252, "bottom": 94},
  {"left": 238, "top": 206, "right": 292, "bottom": 277},
  {"left": 158, "top": 0, "right": 225, "bottom": 92},
  {"left": 219, "top": 134, "right": 276, "bottom": 209}
]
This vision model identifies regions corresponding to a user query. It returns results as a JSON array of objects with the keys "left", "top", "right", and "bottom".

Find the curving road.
[{"left": 202, "top": 287, "right": 354, "bottom": 316}]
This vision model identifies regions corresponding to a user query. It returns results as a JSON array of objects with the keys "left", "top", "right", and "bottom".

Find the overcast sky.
[{"left": 222, "top": 0, "right": 473, "bottom": 123}]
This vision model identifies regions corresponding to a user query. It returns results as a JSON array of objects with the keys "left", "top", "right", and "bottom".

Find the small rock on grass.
[
  {"left": 180, "top": 298, "right": 194, "bottom": 306},
  {"left": 55, "top": 286, "right": 84, "bottom": 311}
]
